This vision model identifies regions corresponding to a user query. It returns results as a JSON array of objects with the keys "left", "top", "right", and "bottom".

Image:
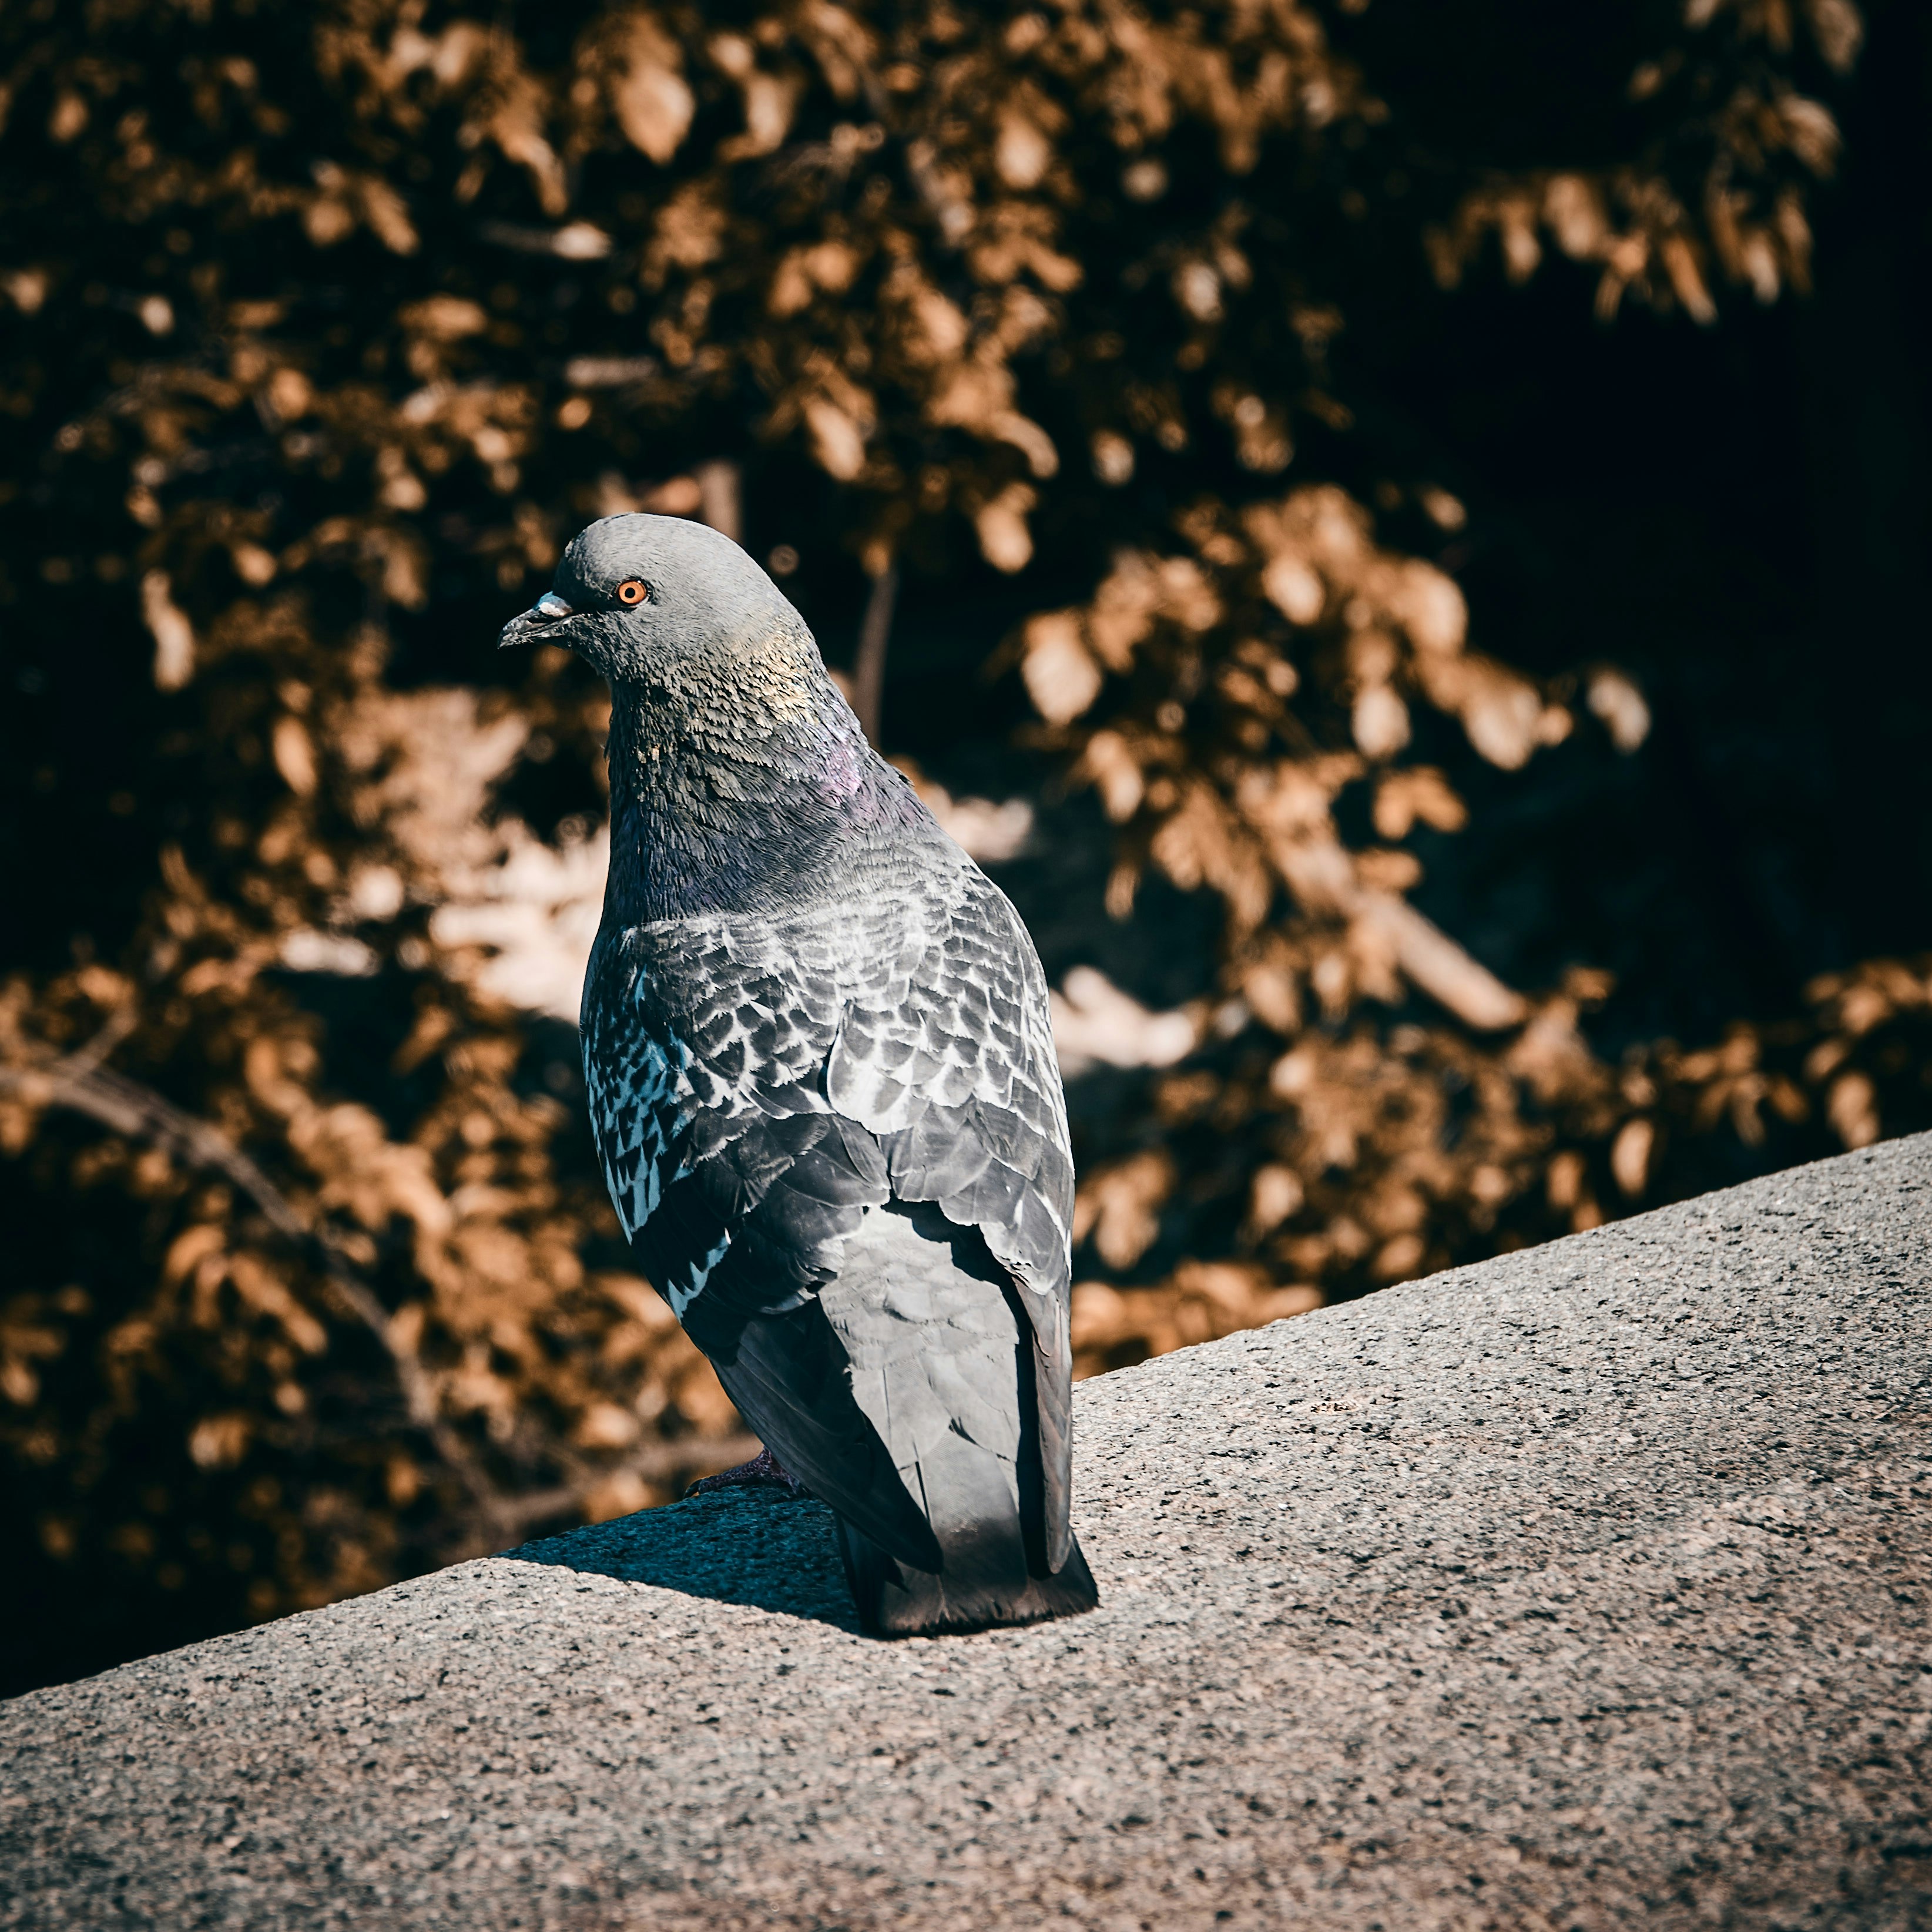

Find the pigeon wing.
[
  {"left": 582, "top": 854, "right": 1077, "bottom": 1569},
  {"left": 582, "top": 926, "right": 886, "bottom": 1320},
  {"left": 823, "top": 865, "right": 1078, "bottom": 1570}
]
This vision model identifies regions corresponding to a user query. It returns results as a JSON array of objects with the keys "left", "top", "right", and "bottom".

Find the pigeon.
[{"left": 500, "top": 514, "right": 1099, "bottom": 1635}]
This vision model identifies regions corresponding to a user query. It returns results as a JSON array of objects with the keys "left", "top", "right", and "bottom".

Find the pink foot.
[{"left": 685, "top": 1446, "right": 809, "bottom": 1498}]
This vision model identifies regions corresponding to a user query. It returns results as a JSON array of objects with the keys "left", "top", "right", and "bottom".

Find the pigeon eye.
[{"left": 615, "top": 579, "right": 648, "bottom": 606}]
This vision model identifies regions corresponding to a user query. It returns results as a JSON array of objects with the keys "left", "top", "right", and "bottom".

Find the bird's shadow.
[{"left": 501, "top": 1486, "right": 864, "bottom": 1633}]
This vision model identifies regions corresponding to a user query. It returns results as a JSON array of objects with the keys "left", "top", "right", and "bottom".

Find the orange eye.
[{"left": 615, "top": 579, "right": 648, "bottom": 606}]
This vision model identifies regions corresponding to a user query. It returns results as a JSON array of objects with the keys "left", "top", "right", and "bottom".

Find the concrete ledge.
[{"left": 5, "top": 1138, "right": 1930, "bottom": 1930}]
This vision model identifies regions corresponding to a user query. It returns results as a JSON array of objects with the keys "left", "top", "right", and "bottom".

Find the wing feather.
[{"left": 581, "top": 842, "right": 1077, "bottom": 1564}]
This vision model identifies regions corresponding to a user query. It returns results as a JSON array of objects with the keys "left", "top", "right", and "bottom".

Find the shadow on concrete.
[{"left": 501, "top": 1486, "right": 863, "bottom": 1632}]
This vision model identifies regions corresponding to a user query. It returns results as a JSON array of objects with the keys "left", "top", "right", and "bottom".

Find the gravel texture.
[{"left": 5, "top": 1137, "right": 1930, "bottom": 1930}]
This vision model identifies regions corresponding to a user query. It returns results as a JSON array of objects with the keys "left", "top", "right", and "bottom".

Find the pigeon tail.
[
  {"left": 837, "top": 1517, "right": 1099, "bottom": 1637},
  {"left": 814, "top": 1200, "right": 1097, "bottom": 1636}
]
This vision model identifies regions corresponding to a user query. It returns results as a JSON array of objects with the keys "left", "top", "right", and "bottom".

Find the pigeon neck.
[{"left": 601, "top": 635, "right": 919, "bottom": 923}]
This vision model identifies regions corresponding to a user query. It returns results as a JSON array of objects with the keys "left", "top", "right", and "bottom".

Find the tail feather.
[
  {"left": 837, "top": 1517, "right": 1099, "bottom": 1637},
  {"left": 817, "top": 1200, "right": 1098, "bottom": 1636}
]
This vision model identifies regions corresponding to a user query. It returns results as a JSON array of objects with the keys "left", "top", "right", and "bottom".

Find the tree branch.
[
  {"left": 494, "top": 1432, "right": 764, "bottom": 1538},
  {"left": 850, "top": 562, "right": 898, "bottom": 746},
  {"left": 0, "top": 1046, "right": 504, "bottom": 1523}
]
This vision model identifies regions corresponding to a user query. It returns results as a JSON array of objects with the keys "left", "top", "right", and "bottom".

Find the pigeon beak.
[{"left": 499, "top": 590, "right": 575, "bottom": 649}]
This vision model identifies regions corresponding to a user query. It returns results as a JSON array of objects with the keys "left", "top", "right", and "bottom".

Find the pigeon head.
[{"left": 498, "top": 513, "right": 802, "bottom": 682}]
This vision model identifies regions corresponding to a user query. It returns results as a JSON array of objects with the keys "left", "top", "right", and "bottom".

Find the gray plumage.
[{"left": 500, "top": 514, "right": 1097, "bottom": 1634}]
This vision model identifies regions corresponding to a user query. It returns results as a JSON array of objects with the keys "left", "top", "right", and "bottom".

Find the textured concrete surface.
[{"left": 5, "top": 1138, "right": 1930, "bottom": 1931}]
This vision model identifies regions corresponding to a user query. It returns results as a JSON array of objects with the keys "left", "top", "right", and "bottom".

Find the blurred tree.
[{"left": 2, "top": 0, "right": 1921, "bottom": 1693}]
